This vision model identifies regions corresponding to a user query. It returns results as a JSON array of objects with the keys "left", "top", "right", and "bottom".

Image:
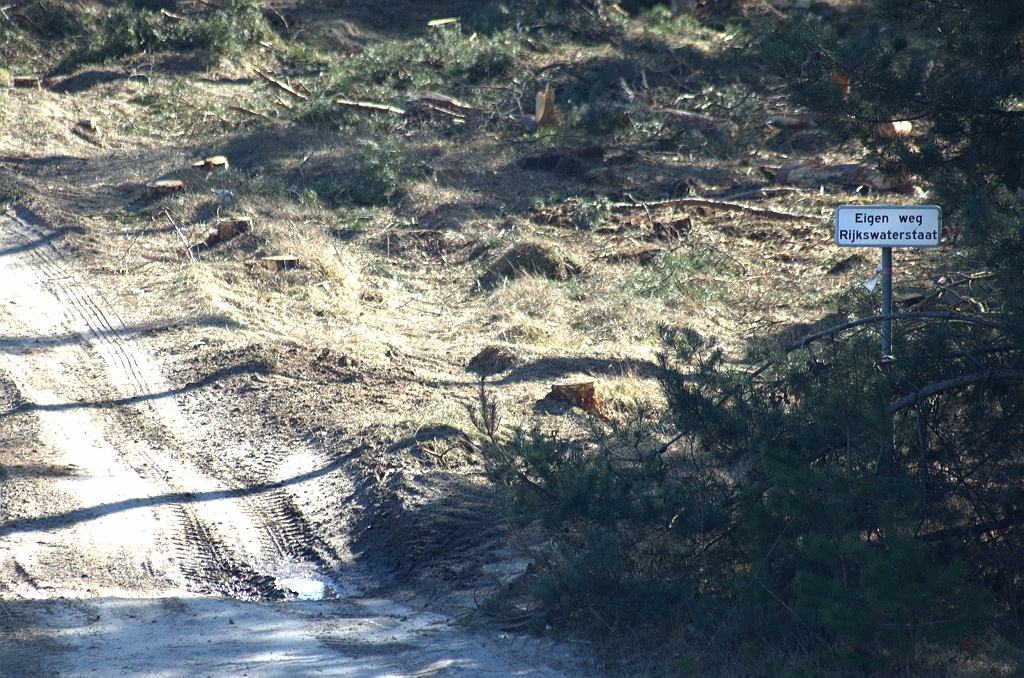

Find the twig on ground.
[
  {"left": 163, "top": 211, "right": 196, "bottom": 264},
  {"left": 229, "top": 105, "right": 275, "bottom": 121}
]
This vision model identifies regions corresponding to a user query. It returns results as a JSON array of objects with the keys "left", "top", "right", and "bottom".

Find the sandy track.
[{"left": 0, "top": 208, "right": 585, "bottom": 677}]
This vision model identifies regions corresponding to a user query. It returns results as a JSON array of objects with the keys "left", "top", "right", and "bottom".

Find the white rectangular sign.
[{"left": 834, "top": 205, "right": 941, "bottom": 247}]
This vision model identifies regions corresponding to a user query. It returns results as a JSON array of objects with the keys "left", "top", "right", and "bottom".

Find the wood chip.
[
  {"left": 72, "top": 119, "right": 103, "bottom": 145},
  {"left": 535, "top": 84, "right": 558, "bottom": 127}
]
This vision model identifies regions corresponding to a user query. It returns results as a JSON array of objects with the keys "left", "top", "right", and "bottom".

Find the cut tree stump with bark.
[
  {"left": 547, "top": 382, "right": 610, "bottom": 421},
  {"left": 214, "top": 217, "right": 252, "bottom": 241},
  {"left": 259, "top": 256, "right": 298, "bottom": 271},
  {"left": 144, "top": 180, "right": 186, "bottom": 200},
  {"left": 192, "top": 155, "right": 230, "bottom": 171},
  {"left": 13, "top": 76, "right": 41, "bottom": 88}
]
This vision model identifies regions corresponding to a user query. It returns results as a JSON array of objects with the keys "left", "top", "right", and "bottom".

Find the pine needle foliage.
[
  {"left": 759, "top": 0, "right": 1024, "bottom": 332},
  {"left": 478, "top": 306, "right": 1024, "bottom": 672},
  {"left": 65, "top": 0, "right": 273, "bottom": 67}
]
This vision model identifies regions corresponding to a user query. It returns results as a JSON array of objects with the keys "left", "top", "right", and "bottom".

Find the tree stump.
[
  {"left": 144, "top": 180, "right": 185, "bottom": 200},
  {"left": 192, "top": 155, "right": 230, "bottom": 171},
  {"left": 259, "top": 256, "right": 298, "bottom": 271},
  {"left": 215, "top": 217, "right": 252, "bottom": 241}
]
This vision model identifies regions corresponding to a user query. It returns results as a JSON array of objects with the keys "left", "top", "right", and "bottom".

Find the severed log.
[
  {"left": 547, "top": 382, "right": 610, "bottom": 421},
  {"left": 764, "top": 113, "right": 815, "bottom": 130},
  {"left": 180, "top": 217, "right": 252, "bottom": 258},
  {"left": 775, "top": 161, "right": 910, "bottom": 191},
  {"left": 720, "top": 187, "right": 796, "bottom": 201},
  {"left": 253, "top": 67, "right": 308, "bottom": 101},
  {"left": 335, "top": 99, "right": 406, "bottom": 115},
  {"left": 13, "top": 76, "right": 41, "bottom": 88}
]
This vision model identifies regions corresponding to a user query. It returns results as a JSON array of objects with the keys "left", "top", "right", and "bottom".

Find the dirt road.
[{"left": 0, "top": 207, "right": 584, "bottom": 676}]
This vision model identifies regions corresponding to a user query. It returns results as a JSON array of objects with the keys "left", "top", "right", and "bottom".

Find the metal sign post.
[{"left": 834, "top": 205, "right": 942, "bottom": 358}]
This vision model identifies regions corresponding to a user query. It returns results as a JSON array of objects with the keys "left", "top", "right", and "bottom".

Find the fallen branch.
[
  {"left": 612, "top": 197, "right": 821, "bottom": 222},
  {"left": 335, "top": 99, "right": 406, "bottom": 115},
  {"left": 163, "top": 211, "right": 196, "bottom": 264},
  {"left": 653, "top": 107, "right": 731, "bottom": 132},
  {"left": 720, "top": 187, "right": 796, "bottom": 201},
  {"left": 406, "top": 91, "right": 482, "bottom": 117},
  {"left": 264, "top": 5, "right": 288, "bottom": 29},
  {"left": 253, "top": 67, "right": 308, "bottom": 101}
]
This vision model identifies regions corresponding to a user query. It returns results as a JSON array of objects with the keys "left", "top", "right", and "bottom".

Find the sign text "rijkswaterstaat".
[{"left": 834, "top": 205, "right": 941, "bottom": 247}]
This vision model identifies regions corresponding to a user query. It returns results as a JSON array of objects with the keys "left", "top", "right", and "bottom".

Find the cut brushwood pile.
[{"left": 774, "top": 161, "right": 911, "bottom": 191}]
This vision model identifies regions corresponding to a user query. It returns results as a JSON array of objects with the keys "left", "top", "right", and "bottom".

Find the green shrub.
[
  {"left": 67, "top": 0, "right": 273, "bottom": 65},
  {"left": 347, "top": 138, "right": 410, "bottom": 206},
  {"left": 569, "top": 195, "right": 613, "bottom": 230},
  {"left": 479, "top": 306, "right": 1023, "bottom": 671}
]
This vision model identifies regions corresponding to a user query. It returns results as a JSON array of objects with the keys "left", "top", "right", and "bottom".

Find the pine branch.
[{"left": 885, "top": 369, "right": 1024, "bottom": 415}]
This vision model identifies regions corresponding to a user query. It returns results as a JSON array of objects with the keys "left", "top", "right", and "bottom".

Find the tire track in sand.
[{"left": 0, "top": 208, "right": 331, "bottom": 599}]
